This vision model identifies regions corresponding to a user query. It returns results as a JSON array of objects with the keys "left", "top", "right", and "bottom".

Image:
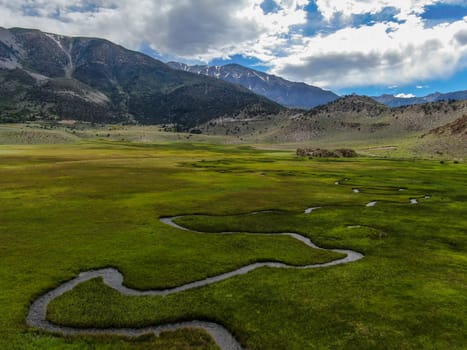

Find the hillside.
[
  {"left": 427, "top": 114, "right": 467, "bottom": 137},
  {"left": 194, "top": 95, "right": 467, "bottom": 156},
  {"left": 168, "top": 62, "right": 338, "bottom": 109},
  {"left": 0, "top": 27, "right": 282, "bottom": 128},
  {"left": 307, "top": 95, "right": 390, "bottom": 118},
  {"left": 272, "top": 96, "right": 467, "bottom": 142}
]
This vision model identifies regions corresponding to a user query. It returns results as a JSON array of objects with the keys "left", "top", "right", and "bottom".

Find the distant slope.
[
  {"left": 274, "top": 96, "right": 467, "bottom": 142},
  {"left": 0, "top": 27, "right": 281, "bottom": 128},
  {"left": 197, "top": 95, "right": 467, "bottom": 153},
  {"left": 373, "top": 90, "right": 467, "bottom": 107},
  {"left": 168, "top": 62, "right": 339, "bottom": 109},
  {"left": 307, "top": 95, "right": 390, "bottom": 118}
]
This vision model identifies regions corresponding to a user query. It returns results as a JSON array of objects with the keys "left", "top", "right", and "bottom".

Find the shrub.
[{"left": 296, "top": 147, "right": 357, "bottom": 158}]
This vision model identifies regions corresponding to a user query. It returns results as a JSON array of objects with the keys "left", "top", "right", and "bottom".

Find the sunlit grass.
[{"left": 1, "top": 142, "right": 465, "bottom": 349}]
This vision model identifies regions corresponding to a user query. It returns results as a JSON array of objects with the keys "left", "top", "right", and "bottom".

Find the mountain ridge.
[
  {"left": 167, "top": 61, "right": 339, "bottom": 109},
  {"left": 0, "top": 27, "right": 282, "bottom": 128},
  {"left": 372, "top": 90, "right": 467, "bottom": 107}
]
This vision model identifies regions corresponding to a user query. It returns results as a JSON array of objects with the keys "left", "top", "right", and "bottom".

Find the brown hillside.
[{"left": 428, "top": 115, "right": 467, "bottom": 138}]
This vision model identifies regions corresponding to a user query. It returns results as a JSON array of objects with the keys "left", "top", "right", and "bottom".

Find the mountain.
[
  {"left": 373, "top": 90, "right": 467, "bottom": 107},
  {"left": 0, "top": 27, "right": 281, "bottom": 127},
  {"left": 307, "top": 95, "right": 390, "bottom": 118},
  {"left": 167, "top": 62, "right": 339, "bottom": 109}
]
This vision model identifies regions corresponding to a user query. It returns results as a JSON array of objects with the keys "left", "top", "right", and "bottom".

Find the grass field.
[
  {"left": 2, "top": 123, "right": 465, "bottom": 161},
  {"left": 1, "top": 141, "right": 466, "bottom": 349}
]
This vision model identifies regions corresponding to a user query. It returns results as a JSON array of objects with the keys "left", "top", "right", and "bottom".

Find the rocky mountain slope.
[
  {"left": 167, "top": 62, "right": 338, "bottom": 109},
  {"left": 427, "top": 114, "right": 467, "bottom": 137},
  {"left": 0, "top": 27, "right": 281, "bottom": 128}
]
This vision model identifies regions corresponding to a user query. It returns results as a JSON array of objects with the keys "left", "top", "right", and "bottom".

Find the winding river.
[{"left": 27, "top": 212, "right": 364, "bottom": 350}]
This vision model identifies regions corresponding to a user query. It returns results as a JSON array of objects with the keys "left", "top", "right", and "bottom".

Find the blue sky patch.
[
  {"left": 339, "top": 68, "right": 467, "bottom": 97},
  {"left": 421, "top": 3, "right": 467, "bottom": 21},
  {"left": 261, "top": 0, "right": 280, "bottom": 14}
]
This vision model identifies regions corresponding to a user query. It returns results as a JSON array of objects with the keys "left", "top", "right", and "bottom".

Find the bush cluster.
[{"left": 296, "top": 147, "right": 357, "bottom": 158}]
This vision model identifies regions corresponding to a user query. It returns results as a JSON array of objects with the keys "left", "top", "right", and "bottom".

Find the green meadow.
[{"left": 0, "top": 142, "right": 466, "bottom": 349}]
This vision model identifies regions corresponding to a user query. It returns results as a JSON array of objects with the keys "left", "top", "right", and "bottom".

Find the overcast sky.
[{"left": 1, "top": 0, "right": 466, "bottom": 96}]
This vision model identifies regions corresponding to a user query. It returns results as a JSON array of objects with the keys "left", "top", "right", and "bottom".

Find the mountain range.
[
  {"left": 0, "top": 26, "right": 466, "bottom": 139},
  {"left": 372, "top": 91, "right": 467, "bottom": 107},
  {"left": 0, "top": 27, "right": 281, "bottom": 128},
  {"left": 167, "top": 62, "right": 467, "bottom": 110},
  {"left": 167, "top": 62, "right": 339, "bottom": 109}
]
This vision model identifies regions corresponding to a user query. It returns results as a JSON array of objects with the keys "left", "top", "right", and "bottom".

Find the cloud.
[
  {"left": 271, "top": 14, "right": 467, "bottom": 88},
  {"left": 0, "top": 0, "right": 466, "bottom": 90},
  {"left": 455, "top": 29, "right": 467, "bottom": 46},
  {"left": 314, "top": 0, "right": 436, "bottom": 21},
  {"left": 0, "top": 0, "right": 308, "bottom": 61},
  {"left": 395, "top": 93, "right": 416, "bottom": 98}
]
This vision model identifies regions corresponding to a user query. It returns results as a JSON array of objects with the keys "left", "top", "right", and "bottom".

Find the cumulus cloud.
[
  {"left": 272, "top": 13, "right": 467, "bottom": 88},
  {"left": 0, "top": 0, "right": 466, "bottom": 89},
  {"left": 0, "top": 0, "right": 308, "bottom": 61},
  {"left": 395, "top": 93, "right": 416, "bottom": 98}
]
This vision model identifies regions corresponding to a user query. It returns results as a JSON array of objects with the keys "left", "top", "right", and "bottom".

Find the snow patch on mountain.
[
  {"left": 167, "top": 61, "right": 339, "bottom": 109},
  {"left": 44, "top": 33, "right": 74, "bottom": 78}
]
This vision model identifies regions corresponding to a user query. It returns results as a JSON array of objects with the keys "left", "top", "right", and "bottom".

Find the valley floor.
[
  {"left": 0, "top": 141, "right": 466, "bottom": 349},
  {"left": 1, "top": 122, "right": 465, "bottom": 160}
]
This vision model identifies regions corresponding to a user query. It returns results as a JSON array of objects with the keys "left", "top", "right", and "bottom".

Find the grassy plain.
[
  {"left": 2, "top": 122, "right": 465, "bottom": 160},
  {"left": 0, "top": 141, "right": 466, "bottom": 349}
]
